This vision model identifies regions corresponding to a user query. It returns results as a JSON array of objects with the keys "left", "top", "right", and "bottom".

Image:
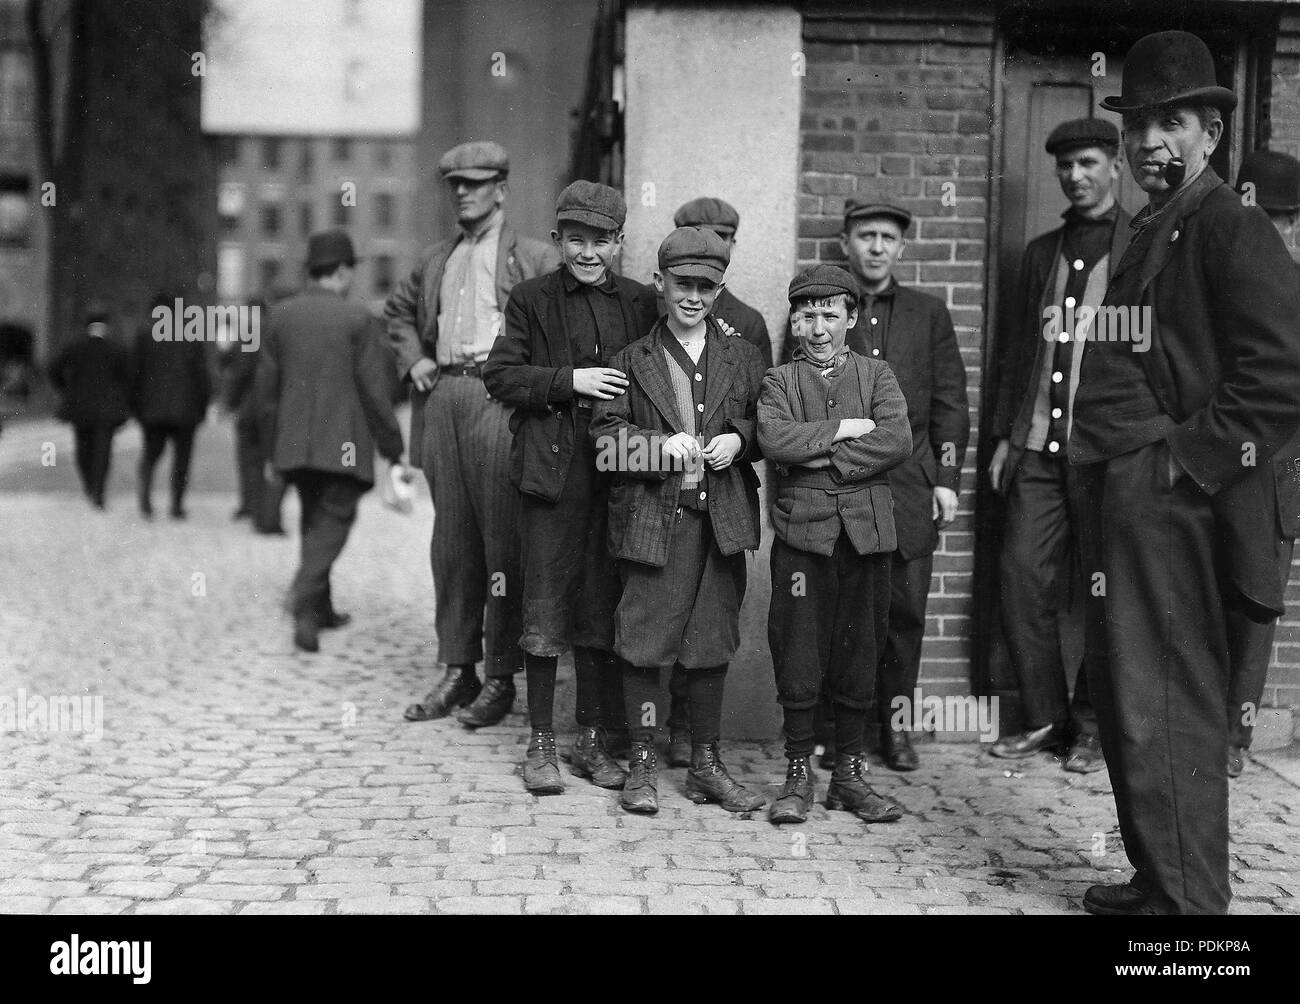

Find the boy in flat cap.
[
  {"left": 986, "top": 117, "right": 1130, "bottom": 775},
  {"left": 759, "top": 264, "right": 912, "bottom": 825},
  {"left": 1071, "top": 31, "right": 1300, "bottom": 915},
  {"left": 484, "top": 180, "right": 658, "bottom": 795},
  {"left": 385, "top": 141, "right": 559, "bottom": 730},
  {"left": 591, "top": 226, "right": 768, "bottom": 815},
  {"left": 1223, "top": 150, "right": 1300, "bottom": 779}
]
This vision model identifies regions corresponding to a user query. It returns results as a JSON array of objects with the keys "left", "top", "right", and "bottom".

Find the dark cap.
[
  {"left": 658, "top": 226, "right": 730, "bottom": 283},
  {"left": 788, "top": 264, "right": 858, "bottom": 304},
  {"left": 556, "top": 180, "right": 626, "bottom": 231},
  {"left": 306, "top": 229, "right": 358, "bottom": 271},
  {"left": 673, "top": 196, "right": 740, "bottom": 236},
  {"left": 1046, "top": 117, "right": 1120, "bottom": 156},
  {"left": 439, "top": 141, "right": 510, "bottom": 182},
  {"left": 1237, "top": 150, "right": 1300, "bottom": 213},
  {"left": 844, "top": 199, "right": 912, "bottom": 232},
  {"left": 1100, "top": 31, "right": 1236, "bottom": 114}
]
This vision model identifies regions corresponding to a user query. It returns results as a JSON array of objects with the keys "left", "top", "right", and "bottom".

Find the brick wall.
[
  {"left": 1263, "top": 12, "right": 1300, "bottom": 717},
  {"left": 799, "top": 4, "right": 995, "bottom": 704}
]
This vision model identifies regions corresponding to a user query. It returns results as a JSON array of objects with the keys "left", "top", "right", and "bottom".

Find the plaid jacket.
[{"left": 591, "top": 318, "right": 767, "bottom": 567}]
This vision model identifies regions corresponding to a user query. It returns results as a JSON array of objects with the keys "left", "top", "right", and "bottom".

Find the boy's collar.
[{"left": 560, "top": 266, "right": 616, "bottom": 293}]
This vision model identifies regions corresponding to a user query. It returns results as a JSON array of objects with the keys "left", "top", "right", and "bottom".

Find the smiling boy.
[
  {"left": 591, "top": 226, "right": 768, "bottom": 816},
  {"left": 483, "top": 181, "right": 658, "bottom": 796}
]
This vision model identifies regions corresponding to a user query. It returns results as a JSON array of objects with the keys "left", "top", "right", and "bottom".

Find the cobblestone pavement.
[{"left": 2, "top": 416, "right": 1297, "bottom": 915}]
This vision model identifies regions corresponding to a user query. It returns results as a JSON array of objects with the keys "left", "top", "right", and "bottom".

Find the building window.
[
  {"left": 333, "top": 137, "right": 352, "bottom": 162},
  {"left": 374, "top": 143, "right": 392, "bottom": 170},
  {"left": 300, "top": 202, "right": 313, "bottom": 236},
  {"left": 373, "top": 255, "right": 394, "bottom": 296},
  {"left": 218, "top": 245, "right": 246, "bottom": 300},
  {"left": 218, "top": 182, "right": 246, "bottom": 217},
  {"left": 333, "top": 200, "right": 349, "bottom": 226},
  {"left": 221, "top": 214, "right": 240, "bottom": 235},
  {"left": 215, "top": 135, "right": 241, "bottom": 167},
  {"left": 0, "top": 174, "right": 32, "bottom": 245},
  {"left": 262, "top": 137, "right": 282, "bottom": 171},
  {"left": 298, "top": 140, "right": 314, "bottom": 182},
  {"left": 259, "top": 259, "right": 282, "bottom": 293},
  {"left": 373, "top": 192, "right": 395, "bottom": 231},
  {"left": 261, "top": 204, "right": 281, "bottom": 236}
]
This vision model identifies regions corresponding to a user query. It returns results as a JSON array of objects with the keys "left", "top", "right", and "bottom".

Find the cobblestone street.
[{"left": 2, "top": 415, "right": 1297, "bottom": 916}]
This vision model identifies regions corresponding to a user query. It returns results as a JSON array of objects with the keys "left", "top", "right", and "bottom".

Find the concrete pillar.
[{"left": 623, "top": 4, "right": 801, "bottom": 739}]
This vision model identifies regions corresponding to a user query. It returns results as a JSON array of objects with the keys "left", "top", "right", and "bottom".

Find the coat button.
[
  {"left": 1171, "top": 229, "right": 1180, "bottom": 241},
  {"left": 699, "top": 491, "right": 707, "bottom": 501},
  {"left": 694, "top": 373, "right": 702, "bottom": 382},
  {"left": 551, "top": 445, "right": 559, "bottom": 453},
  {"left": 828, "top": 399, "right": 836, "bottom": 408},
  {"left": 871, "top": 348, "right": 880, "bottom": 356}
]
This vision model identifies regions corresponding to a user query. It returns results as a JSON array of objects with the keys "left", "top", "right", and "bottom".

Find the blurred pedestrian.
[
  {"left": 132, "top": 292, "right": 212, "bottom": 520},
  {"left": 48, "top": 306, "right": 131, "bottom": 509},
  {"left": 255, "top": 230, "right": 405, "bottom": 653}
]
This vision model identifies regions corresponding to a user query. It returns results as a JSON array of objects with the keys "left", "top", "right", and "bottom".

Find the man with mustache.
[
  {"left": 1070, "top": 31, "right": 1300, "bottom": 915},
  {"left": 987, "top": 119, "right": 1131, "bottom": 773}
]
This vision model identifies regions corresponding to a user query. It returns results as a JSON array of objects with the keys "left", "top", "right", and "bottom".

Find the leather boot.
[
  {"left": 827, "top": 753, "right": 902, "bottom": 823},
  {"left": 667, "top": 727, "right": 692, "bottom": 768},
  {"left": 403, "top": 666, "right": 482, "bottom": 722},
  {"left": 882, "top": 728, "right": 919, "bottom": 771},
  {"left": 989, "top": 723, "right": 1067, "bottom": 759},
  {"left": 1083, "top": 880, "right": 1154, "bottom": 916},
  {"left": 769, "top": 756, "right": 815, "bottom": 824},
  {"left": 569, "top": 726, "right": 628, "bottom": 789},
  {"left": 522, "top": 729, "right": 564, "bottom": 795},
  {"left": 620, "top": 741, "right": 659, "bottom": 814},
  {"left": 456, "top": 676, "right": 516, "bottom": 728},
  {"left": 685, "top": 743, "right": 766, "bottom": 812},
  {"left": 1064, "top": 733, "right": 1106, "bottom": 773}
]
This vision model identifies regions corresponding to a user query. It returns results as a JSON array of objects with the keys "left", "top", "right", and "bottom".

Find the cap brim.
[
  {"left": 1100, "top": 86, "right": 1237, "bottom": 114},
  {"left": 556, "top": 210, "right": 623, "bottom": 231},
  {"left": 443, "top": 168, "right": 503, "bottom": 181},
  {"left": 844, "top": 209, "right": 912, "bottom": 230},
  {"left": 789, "top": 283, "right": 856, "bottom": 303},
  {"left": 665, "top": 263, "right": 726, "bottom": 283}
]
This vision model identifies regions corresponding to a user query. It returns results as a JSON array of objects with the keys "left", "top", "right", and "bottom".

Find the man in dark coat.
[
  {"left": 132, "top": 292, "right": 212, "bottom": 520},
  {"left": 385, "top": 141, "right": 560, "bottom": 727},
  {"left": 1224, "top": 150, "right": 1300, "bottom": 778},
  {"left": 986, "top": 119, "right": 1131, "bottom": 774},
  {"left": 48, "top": 307, "right": 132, "bottom": 509},
  {"left": 783, "top": 200, "right": 969, "bottom": 771},
  {"left": 256, "top": 230, "right": 405, "bottom": 653},
  {"left": 1071, "top": 31, "right": 1300, "bottom": 916}
]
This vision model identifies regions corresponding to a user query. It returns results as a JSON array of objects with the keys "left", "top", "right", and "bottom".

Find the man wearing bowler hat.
[
  {"left": 385, "top": 142, "right": 559, "bottom": 728},
  {"left": 1071, "top": 31, "right": 1300, "bottom": 915},
  {"left": 987, "top": 118, "right": 1131, "bottom": 774},
  {"left": 256, "top": 230, "right": 405, "bottom": 653},
  {"left": 1224, "top": 150, "right": 1300, "bottom": 778}
]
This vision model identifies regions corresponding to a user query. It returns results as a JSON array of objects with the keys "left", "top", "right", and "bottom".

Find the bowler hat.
[
  {"left": 306, "top": 229, "right": 357, "bottom": 271},
  {"left": 556, "top": 180, "right": 626, "bottom": 231},
  {"left": 658, "top": 226, "right": 730, "bottom": 282},
  {"left": 1100, "top": 31, "right": 1236, "bottom": 114},
  {"left": 788, "top": 264, "right": 858, "bottom": 304},
  {"left": 844, "top": 199, "right": 912, "bottom": 233},
  {"left": 1237, "top": 150, "right": 1300, "bottom": 213},
  {"left": 673, "top": 196, "right": 740, "bottom": 236},
  {"left": 439, "top": 141, "right": 510, "bottom": 182},
  {"left": 1046, "top": 117, "right": 1120, "bottom": 156}
]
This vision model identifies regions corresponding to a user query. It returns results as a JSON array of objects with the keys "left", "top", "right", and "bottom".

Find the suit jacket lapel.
[
  {"left": 541, "top": 269, "right": 571, "bottom": 368},
  {"left": 1133, "top": 169, "right": 1221, "bottom": 298},
  {"left": 632, "top": 323, "right": 685, "bottom": 434},
  {"left": 702, "top": 319, "right": 737, "bottom": 426}
]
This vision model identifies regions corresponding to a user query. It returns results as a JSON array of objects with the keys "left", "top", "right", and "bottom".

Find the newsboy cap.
[
  {"left": 556, "top": 180, "right": 627, "bottom": 231},
  {"left": 673, "top": 196, "right": 740, "bottom": 236},
  {"left": 658, "top": 226, "right": 730, "bottom": 283},
  {"left": 1046, "top": 117, "right": 1120, "bottom": 156},
  {"left": 438, "top": 141, "right": 510, "bottom": 181},
  {"left": 306, "top": 229, "right": 358, "bottom": 271},
  {"left": 1237, "top": 150, "right": 1300, "bottom": 213},
  {"left": 788, "top": 264, "right": 858, "bottom": 304},
  {"left": 1100, "top": 31, "right": 1236, "bottom": 114},
  {"left": 844, "top": 199, "right": 912, "bottom": 232}
]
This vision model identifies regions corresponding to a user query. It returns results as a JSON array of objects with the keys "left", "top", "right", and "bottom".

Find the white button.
[
  {"left": 1047, "top": 441, "right": 1060, "bottom": 453},
  {"left": 1058, "top": 332, "right": 1069, "bottom": 343},
  {"left": 1051, "top": 371, "right": 1063, "bottom": 384},
  {"left": 1171, "top": 229, "right": 1180, "bottom": 241},
  {"left": 1072, "top": 259, "right": 1084, "bottom": 271},
  {"left": 696, "top": 403, "right": 704, "bottom": 412},
  {"left": 699, "top": 491, "right": 707, "bottom": 501},
  {"left": 1051, "top": 407, "right": 1062, "bottom": 419},
  {"left": 871, "top": 348, "right": 880, "bottom": 356},
  {"left": 870, "top": 317, "right": 879, "bottom": 325},
  {"left": 1064, "top": 296, "right": 1076, "bottom": 308},
  {"left": 694, "top": 373, "right": 702, "bottom": 382}
]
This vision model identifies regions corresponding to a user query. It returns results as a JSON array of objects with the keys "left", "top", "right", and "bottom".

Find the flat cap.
[
  {"left": 556, "top": 180, "right": 627, "bottom": 231},
  {"left": 1045, "top": 117, "right": 1120, "bottom": 156},
  {"left": 844, "top": 199, "right": 912, "bottom": 232},
  {"left": 1237, "top": 150, "right": 1300, "bottom": 213},
  {"left": 673, "top": 196, "right": 740, "bottom": 235},
  {"left": 788, "top": 264, "right": 858, "bottom": 304},
  {"left": 658, "top": 226, "right": 730, "bottom": 283},
  {"left": 439, "top": 141, "right": 509, "bottom": 181}
]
